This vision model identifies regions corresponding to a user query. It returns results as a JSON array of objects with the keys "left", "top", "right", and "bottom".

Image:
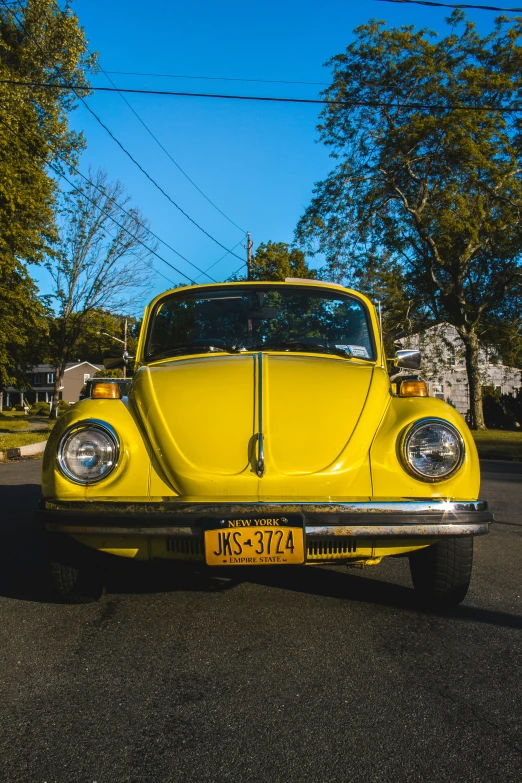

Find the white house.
[{"left": 398, "top": 323, "right": 521, "bottom": 418}]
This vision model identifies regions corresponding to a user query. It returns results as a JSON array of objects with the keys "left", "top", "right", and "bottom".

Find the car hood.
[{"left": 132, "top": 353, "right": 390, "bottom": 497}]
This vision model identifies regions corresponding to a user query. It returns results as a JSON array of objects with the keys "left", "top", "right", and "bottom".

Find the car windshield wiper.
[
  {"left": 149, "top": 343, "right": 243, "bottom": 360},
  {"left": 250, "top": 341, "right": 352, "bottom": 358}
]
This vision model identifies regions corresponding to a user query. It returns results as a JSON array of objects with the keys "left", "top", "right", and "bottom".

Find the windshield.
[{"left": 146, "top": 286, "right": 375, "bottom": 361}]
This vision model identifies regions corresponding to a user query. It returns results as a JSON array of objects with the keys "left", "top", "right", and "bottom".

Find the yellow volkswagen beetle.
[{"left": 40, "top": 280, "right": 491, "bottom": 604}]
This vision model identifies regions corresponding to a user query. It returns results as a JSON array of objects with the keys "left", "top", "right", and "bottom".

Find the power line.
[
  {"left": 75, "top": 96, "right": 245, "bottom": 260},
  {"left": 0, "top": 106, "right": 218, "bottom": 282},
  {"left": 377, "top": 0, "right": 522, "bottom": 9},
  {"left": 194, "top": 238, "right": 247, "bottom": 281},
  {"left": 50, "top": 165, "right": 196, "bottom": 285},
  {"left": 0, "top": 1, "right": 245, "bottom": 263},
  {"left": 3, "top": 79, "right": 521, "bottom": 113},
  {"left": 226, "top": 261, "right": 249, "bottom": 281},
  {"left": 68, "top": 164, "right": 218, "bottom": 282},
  {"left": 98, "top": 66, "right": 246, "bottom": 233},
  {"left": 0, "top": 115, "right": 197, "bottom": 285},
  {"left": 152, "top": 266, "right": 177, "bottom": 286},
  {"left": 103, "top": 70, "right": 330, "bottom": 87}
]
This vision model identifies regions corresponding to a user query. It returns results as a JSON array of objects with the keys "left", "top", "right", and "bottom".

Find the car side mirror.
[
  {"left": 103, "top": 349, "right": 134, "bottom": 370},
  {"left": 395, "top": 349, "right": 422, "bottom": 370}
]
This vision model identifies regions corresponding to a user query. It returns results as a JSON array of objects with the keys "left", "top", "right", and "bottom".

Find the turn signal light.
[
  {"left": 91, "top": 382, "right": 122, "bottom": 400},
  {"left": 399, "top": 380, "right": 428, "bottom": 398}
]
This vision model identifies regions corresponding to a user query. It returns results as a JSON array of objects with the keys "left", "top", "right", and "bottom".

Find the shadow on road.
[
  {"left": 2, "top": 546, "right": 521, "bottom": 631},
  {"left": 239, "top": 565, "right": 522, "bottom": 630},
  {"left": 1, "top": 473, "right": 520, "bottom": 631}
]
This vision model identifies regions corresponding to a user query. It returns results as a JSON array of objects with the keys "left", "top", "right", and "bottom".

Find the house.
[
  {"left": 0, "top": 361, "right": 102, "bottom": 410},
  {"left": 398, "top": 324, "right": 521, "bottom": 418}
]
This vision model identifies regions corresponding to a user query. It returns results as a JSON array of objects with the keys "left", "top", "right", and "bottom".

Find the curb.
[{"left": 0, "top": 439, "right": 47, "bottom": 461}]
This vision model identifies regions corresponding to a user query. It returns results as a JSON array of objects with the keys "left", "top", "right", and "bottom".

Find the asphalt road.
[{"left": 0, "top": 459, "right": 520, "bottom": 783}]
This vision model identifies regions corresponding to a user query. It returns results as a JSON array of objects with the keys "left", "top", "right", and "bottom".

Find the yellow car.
[{"left": 40, "top": 280, "right": 491, "bottom": 605}]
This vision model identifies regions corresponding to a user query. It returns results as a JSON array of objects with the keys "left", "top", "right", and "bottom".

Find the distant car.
[{"left": 40, "top": 280, "right": 492, "bottom": 604}]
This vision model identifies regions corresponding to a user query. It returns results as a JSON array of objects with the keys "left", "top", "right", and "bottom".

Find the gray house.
[
  {"left": 398, "top": 324, "right": 521, "bottom": 418},
  {"left": 1, "top": 361, "right": 102, "bottom": 410}
]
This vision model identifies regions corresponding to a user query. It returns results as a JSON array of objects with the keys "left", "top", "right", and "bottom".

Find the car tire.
[
  {"left": 408, "top": 537, "right": 473, "bottom": 608},
  {"left": 47, "top": 535, "right": 105, "bottom": 604}
]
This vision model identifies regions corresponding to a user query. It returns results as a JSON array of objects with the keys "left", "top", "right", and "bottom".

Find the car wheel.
[
  {"left": 408, "top": 537, "right": 473, "bottom": 608},
  {"left": 47, "top": 535, "right": 105, "bottom": 604}
]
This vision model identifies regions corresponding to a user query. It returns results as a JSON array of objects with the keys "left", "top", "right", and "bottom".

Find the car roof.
[{"left": 146, "top": 279, "right": 374, "bottom": 312}]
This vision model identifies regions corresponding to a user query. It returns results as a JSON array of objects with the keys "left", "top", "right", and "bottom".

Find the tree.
[
  {"left": 241, "top": 241, "right": 316, "bottom": 281},
  {"left": 0, "top": 0, "right": 94, "bottom": 392},
  {"left": 45, "top": 169, "right": 155, "bottom": 417},
  {"left": 72, "top": 309, "right": 140, "bottom": 365},
  {"left": 0, "top": 261, "right": 48, "bottom": 408},
  {"left": 296, "top": 12, "right": 522, "bottom": 428}
]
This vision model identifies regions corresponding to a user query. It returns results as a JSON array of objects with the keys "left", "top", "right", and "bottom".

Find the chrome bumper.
[{"left": 39, "top": 499, "right": 492, "bottom": 538}]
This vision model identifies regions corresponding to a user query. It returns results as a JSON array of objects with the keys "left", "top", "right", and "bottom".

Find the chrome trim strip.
[
  {"left": 47, "top": 522, "right": 488, "bottom": 538},
  {"left": 256, "top": 351, "right": 265, "bottom": 478},
  {"left": 305, "top": 523, "right": 488, "bottom": 537},
  {"left": 42, "top": 499, "right": 489, "bottom": 514}
]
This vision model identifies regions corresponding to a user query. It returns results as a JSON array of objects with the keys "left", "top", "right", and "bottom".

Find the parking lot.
[{"left": 0, "top": 458, "right": 521, "bottom": 783}]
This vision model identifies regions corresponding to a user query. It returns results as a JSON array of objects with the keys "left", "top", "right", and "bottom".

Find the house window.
[
  {"left": 432, "top": 383, "right": 445, "bottom": 400},
  {"left": 47, "top": 372, "right": 55, "bottom": 384},
  {"left": 495, "top": 385, "right": 502, "bottom": 395},
  {"left": 33, "top": 374, "right": 41, "bottom": 386},
  {"left": 84, "top": 373, "right": 91, "bottom": 383}
]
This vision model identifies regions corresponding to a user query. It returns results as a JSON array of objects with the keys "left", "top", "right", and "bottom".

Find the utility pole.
[
  {"left": 246, "top": 232, "right": 253, "bottom": 280},
  {"left": 123, "top": 317, "right": 128, "bottom": 380}
]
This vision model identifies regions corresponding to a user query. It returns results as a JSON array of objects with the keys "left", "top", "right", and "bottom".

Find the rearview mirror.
[
  {"left": 395, "top": 349, "right": 421, "bottom": 370},
  {"left": 245, "top": 306, "right": 280, "bottom": 320}
]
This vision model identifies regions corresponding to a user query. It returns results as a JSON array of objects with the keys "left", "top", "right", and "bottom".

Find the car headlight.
[
  {"left": 401, "top": 418, "right": 464, "bottom": 481},
  {"left": 58, "top": 420, "right": 119, "bottom": 484}
]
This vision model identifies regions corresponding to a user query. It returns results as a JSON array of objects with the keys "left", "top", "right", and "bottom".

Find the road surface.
[{"left": 0, "top": 458, "right": 520, "bottom": 783}]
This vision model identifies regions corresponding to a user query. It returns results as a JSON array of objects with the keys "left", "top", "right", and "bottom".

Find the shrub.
[
  {"left": 57, "top": 400, "right": 72, "bottom": 414},
  {"left": 29, "top": 401, "right": 51, "bottom": 415},
  {"left": 482, "top": 386, "right": 518, "bottom": 430},
  {"left": 503, "top": 388, "right": 522, "bottom": 428},
  {"left": 94, "top": 368, "right": 124, "bottom": 378}
]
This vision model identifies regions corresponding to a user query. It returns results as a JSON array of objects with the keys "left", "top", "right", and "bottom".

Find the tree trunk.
[
  {"left": 49, "top": 368, "right": 64, "bottom": 420},
  {"left": 461, "top": 330, "right": 486, "bottom": 430}
]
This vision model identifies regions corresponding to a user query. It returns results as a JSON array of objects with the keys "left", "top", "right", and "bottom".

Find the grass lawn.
[
  {"left": 0, "top": 431, "right": 51, "bottom": 451},
  {"left": 0, "top": 419, "right": 30, "bottom": 431},
  {"left": 472, "top": 429, "right": 522, "bottom": 461},
  {"left": 0, "top": 416, "right": 54, "bottom": 454}
]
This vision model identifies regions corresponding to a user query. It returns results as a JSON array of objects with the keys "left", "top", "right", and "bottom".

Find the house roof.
[
  {"left": 31, "top": 362, "right": 102, "bottom": 373},
  {"left": 64, "top": 361, "right": 102, "bottom": 372}
]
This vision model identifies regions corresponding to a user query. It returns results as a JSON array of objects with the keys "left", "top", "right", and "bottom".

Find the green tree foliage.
[
  {"left": 0, "top": 261, "right": 47, "bottom": 390},
  {"left": 249, "top": 241, "right": 316, "bottom": 281},
  {"left": 482, "top": 386, "right": 521, "bottom": 430},
  {"left": 72, "top": 310, "right": 139, "bottom": 365},
  {"left": 296, "top": 12, "right": 522, "bottom": 428},
  {"left": 93, "top": 368, "right": 124, "bottom": 379},
  {"left": 0, "top": 0, "right": 93, "bottom": 390},
  {"left": 1, "top": 0, "right": 93, "bottom": 262}
]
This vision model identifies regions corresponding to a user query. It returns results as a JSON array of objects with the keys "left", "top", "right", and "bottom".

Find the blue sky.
[{"left": 33, "top": 0, "right": 504, "bottom": 304}]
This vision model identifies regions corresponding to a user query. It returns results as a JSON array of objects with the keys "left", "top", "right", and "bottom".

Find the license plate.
[{"left": 204, "top": 515, "right": 305, "bottom": 566}]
